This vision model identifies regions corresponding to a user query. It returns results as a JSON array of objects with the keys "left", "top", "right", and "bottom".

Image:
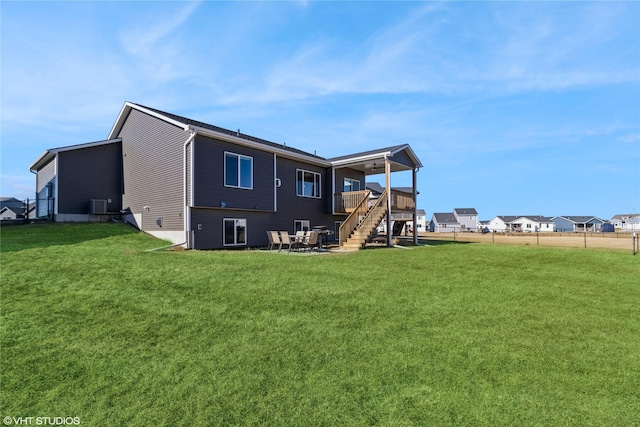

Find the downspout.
[{"left": 183, "top": 128, "right": 198, "bottom": 248}]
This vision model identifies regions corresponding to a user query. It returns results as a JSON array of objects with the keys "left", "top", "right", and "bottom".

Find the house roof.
[
  {"left": 515, "top": 216, "right": 555, "bottom": 223},
  {"left": 432, "top": 212, "right": 459, "bottom": 224},
  {"left": 365, "top": 183, "right": 418, "bottom": 196},
  {"left": 0, "top": 206, "right": 22, "bottom": 216},
  {"left": 494, "top": 216, "right": 520, "bottom": 223},
  {"left": 123, "top": 103, "right": 326, "bottom": 161},
  {"left": 454, "top": 208, "right": 477, "bottom": 215},
  {"left": 29, "top": 138, "right": 122, "bottom": 172},
  {"left": 555, "top": 215, "right": 604, "bottom": 224},
  {"left": 365, "top": 182, "right": 385, "bottom": 194},
  {"left": 0, "top": 197, "right": 24, "bottom": 209},
  {"left": 329, "top": 144, "right": 422, "bottom": 173},
  {"left": 611, "top": 214, "right": 640, "bottom": 220},
  {"left": 107, "top": 102, "right": 422, "bottom": 172},
  {"left": 31, "top": 101, "right": 423, "bottom": 176}
]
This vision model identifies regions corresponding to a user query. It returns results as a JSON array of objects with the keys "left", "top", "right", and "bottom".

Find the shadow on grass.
[{"left": 0, "top": 222, "right": 140, "bottom": 253}]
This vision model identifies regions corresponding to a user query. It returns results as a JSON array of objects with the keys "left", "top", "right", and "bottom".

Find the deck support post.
[
  {"left": 413, "top": 167, "right": 418, "bottom": 245},
  {"left": 386, "top": 158, "right": 392, "bottom": 247}
]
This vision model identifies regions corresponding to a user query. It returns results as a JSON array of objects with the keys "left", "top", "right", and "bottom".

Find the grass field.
[{"left": 1, "top": 223, "right": 639, "bottom": 426}]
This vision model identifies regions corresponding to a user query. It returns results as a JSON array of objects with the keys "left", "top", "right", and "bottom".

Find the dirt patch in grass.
[{"left": 420, "top": 231, "right": 637, "bottom": 251}]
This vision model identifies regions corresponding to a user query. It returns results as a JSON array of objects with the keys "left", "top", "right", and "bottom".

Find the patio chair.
[
  {"left": 303, "top": 231, "right": 319, "bottom": 252},
  {"left": 293, "top": 230, "right": 306, "bottom": 252},
  {"left": 267, "top": 230, "right": 280, "bottom": 250},
  {"left": 279, "top": 231, "right": 293, "bottom": 252}
]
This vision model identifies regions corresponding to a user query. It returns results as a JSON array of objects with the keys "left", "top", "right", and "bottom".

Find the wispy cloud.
[
  {"left": 620, "top": 134, "right": 640, "bottom": 144},
  {"left": 120, "top": 1, "right": 202, "bottom": 57},
  {"left": 219, "top": 1, "right": 638, "bottom": 107}
]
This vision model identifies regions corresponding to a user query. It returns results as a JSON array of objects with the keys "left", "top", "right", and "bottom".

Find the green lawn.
[{"left": 1, "top": 223, "right": 639, "bottom": 426}]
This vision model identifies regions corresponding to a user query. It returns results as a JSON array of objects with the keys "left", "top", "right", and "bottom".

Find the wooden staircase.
[{"left": 339, "top": 189, "right": 388, "bottom": 250}]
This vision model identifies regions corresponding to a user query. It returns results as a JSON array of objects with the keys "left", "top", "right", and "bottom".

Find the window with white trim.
[
  {"left": 343, "top": 178, "right": 360, "bottom": 192},
  {"left": 225, "top": 152, "right": 253, "bottom": 189},
  {"left": 296, "top": 169, "right": 321, "bottom": 198},
  {"left": 223, "top": 218, "right": 247, "bottom": 246},
  {"left": 294, "top": 220, "right": 310, "bottom": 233}
]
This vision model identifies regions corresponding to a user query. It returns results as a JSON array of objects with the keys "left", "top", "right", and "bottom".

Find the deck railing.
[
  {"left": 334, "top": 190, "right": 370, "bottom": 214},
  {"left": 390, "top": 190, "right": 415, "bottom": 212},
  {"left": 334, "top": 189, "right": 415, "bottom": 214},
  {"left": 338, "top": 189, "right": 388, "bottom": 247}
]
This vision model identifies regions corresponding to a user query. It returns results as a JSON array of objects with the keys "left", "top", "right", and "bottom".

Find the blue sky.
[{"left": 2, "top": 1, "right": 639, "bottom": 221}]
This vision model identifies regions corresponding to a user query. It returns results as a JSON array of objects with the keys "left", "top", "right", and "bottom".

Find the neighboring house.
[
  {"left": 512, "top": 216, "right": 555, "bottom": 232},
  {"left": 453, "top": 208, "right": 478, "bottom": 231},
  {"left": 375, "top": 208, "right": 426, "bottom": 235},
  {"left": 0, "top": 197, "right": 33, "bottom": 220},
  {"left": 365, "top": 183, "right": 423, "bottom": 234},
  {"left": 488, "top": 216, "right": 520, "bottom": 232},
  {"left": 552, "top": 216, "right": 606, "bottom": 232},
  {"left": 413, "top": 209, "right": 427, "bottom": 233},
  {"left": 30, "top": 102, "right": 423, "bottom": 249},
  {"left": 429, "top": 213, "right": 460, "bottom": 232},
  {"left": 489, "top": 215, "right": 554, "bottom": 232},
  {"left": 610, "top": 214, "right": 640, "bottom": 231},
  {"left": 0, "top": 206, "right": 20, "bottom": 220},
  {"left": 429, "top": 208, "right": 478, "bottom": 232}
]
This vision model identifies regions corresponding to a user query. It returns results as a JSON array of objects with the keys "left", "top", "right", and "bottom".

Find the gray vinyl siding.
[
  {"left": 276, "top": 156, "right": 328, "bottom": 218},
  {"left": 119, "top": 109, "right": 186, "bottom": 231},
  {"left": 553, "top": 217, "right": 574, "bottom": 232},
  {"left": 390, "top": 150, "right": 414, "bottom": 169},
  {"left": 334, "top": 167, "right": 365, "bottom": 194},
  {"left": 192, "top": 135, "right": 274, "bottom": 211},
  {"left": 189, "top": 155, "right": 343, "bottom": 249},
  {"left": 57, "top": 143, "right": 123, "bottom": 214},
  {"left": 190, "top": 208, "right": 343, "bottom": 249},
  {"left": 36, "top": 159, "right": 56, "bottom": 218}
]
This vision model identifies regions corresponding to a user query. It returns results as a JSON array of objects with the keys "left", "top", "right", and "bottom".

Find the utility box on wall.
[{"left": 90, "top": 199, "right": 108, "bottom": 214}]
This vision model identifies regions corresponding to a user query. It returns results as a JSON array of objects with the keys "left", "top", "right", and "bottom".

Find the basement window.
[{"left": 224, "top": 218, "right": 247, "bottom": 246}]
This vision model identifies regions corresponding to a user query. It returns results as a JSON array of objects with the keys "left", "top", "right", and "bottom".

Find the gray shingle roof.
[
  {"left": 558, "top": 216, "right": 603, "bottom": 223},
  {"left": 328, "top": 145, "right": 408, "bottom": 162},
  {"left": 433, "top": 213, "right": 458, "bottom": 223},
  {"left": 454, "top": 208, "right": 478, "bottom": 215},
  {"left": 132, "top": 103, "right": 325, "bottom": 160}
]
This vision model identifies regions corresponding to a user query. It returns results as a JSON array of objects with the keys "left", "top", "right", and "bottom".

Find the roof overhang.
[
  {"left": 330, "top": 144, "right": 422, "bottom": 174},
  {"left": 107, "top": 102, "right": 423, "bottom": 173},
  {"left": 29, "top": 138, "right": 122, "bottom": 172},
  {"left": 187, "top": 125, "right": 331, "bottom": 167}
]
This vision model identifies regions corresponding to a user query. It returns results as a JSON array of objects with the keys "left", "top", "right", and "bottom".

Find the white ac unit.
[{"left": 90, "top": 199, "right": 108, "bottom": 214}]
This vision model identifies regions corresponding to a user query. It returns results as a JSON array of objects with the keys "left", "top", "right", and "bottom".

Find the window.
[
  {"left": 224, "top": 218, "right": 247, "bottom": 246},
  {"left": 343, "top": 178, "right": 360, "bottom": 192},
  {"left": 225, "top": 152, "right": 253, "bottom": 189},
  {"left": 297, "top": 169, "right": 321, "bottom": 198},
  {"left": 294, "top": 220, "right": 310, "bottom": 233}
]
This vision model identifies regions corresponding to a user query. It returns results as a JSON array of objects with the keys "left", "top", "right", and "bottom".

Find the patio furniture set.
[{"left": 266, "top": 230, "right": 320, "bottom": 252}]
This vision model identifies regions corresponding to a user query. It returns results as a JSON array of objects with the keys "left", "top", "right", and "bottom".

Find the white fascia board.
[
  {"left": 29, "top": 138, "right": 122, "bottom": 172},
  {"left": 391, "top": 144, "right": 423, "bottom": 168},
  {"left": 29, "top": 150, "right": 55, "bottom": 172},
  {"left": 108, "top": 102, "right": 189, "bottom": 140},
  {"left": 330, "top": 151, "right": 393, "bottom": 167},
  {"left": 188, "top": 125, "right": 330, "bottom": 167},
  {"left": 55, "top": 138, "right": 122, "bottom": 153}
]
